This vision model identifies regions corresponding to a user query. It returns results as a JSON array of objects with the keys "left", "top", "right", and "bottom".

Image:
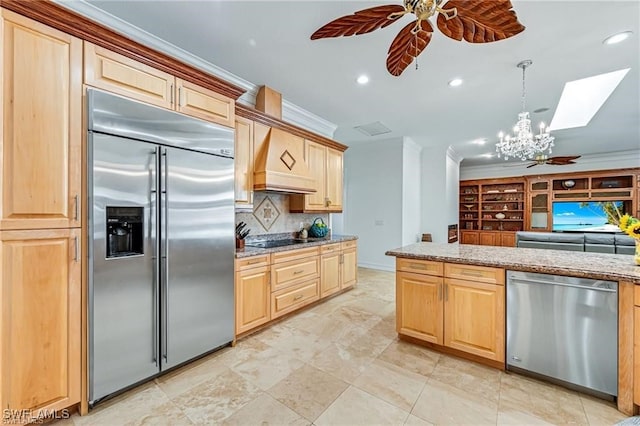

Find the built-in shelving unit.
[{"left": 461, "top": 168, "right": 640, "bottom": 247}]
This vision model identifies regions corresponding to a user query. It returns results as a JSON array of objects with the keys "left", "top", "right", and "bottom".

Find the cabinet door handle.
[
  {"left": 293, "top": 294, "right": 303, "bottom": 301},
  {"left": 73, "top": 236, "right": 79, "bottom": 262},
  {"left": 178, "top": 87, "right": 182, "bottom": 107},
  {"left": 170, "top": 84, "right": 174, "bottom": 105},
  {"left": 293, "top": 270, "right": 304, "bottom": 275},
  {"left": 247, "top": 259, "right": 261, "bottom": 265},
  {"left": 444, "top": 283, "right": 448, "bottom": 301},
  {"left": 73, "top": 195, "right": 79, "bottom": 221}
]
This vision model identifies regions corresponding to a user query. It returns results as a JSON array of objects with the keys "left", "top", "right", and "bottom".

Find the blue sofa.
[{"left": 515, "top": 231, "right": 635, "bottom": 255}]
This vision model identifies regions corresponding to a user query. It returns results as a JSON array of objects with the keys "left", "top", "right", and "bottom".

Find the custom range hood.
[
  {"left": 252, "top": 86, "right": 316, "bottom": 194},
  {"left": 253, "top": 126, "right": 316, "bottom": 194}
]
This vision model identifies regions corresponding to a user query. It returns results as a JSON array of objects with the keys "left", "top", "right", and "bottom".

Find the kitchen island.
[{"left": 386, "top": 242, "right": 639, "bottom": 415}]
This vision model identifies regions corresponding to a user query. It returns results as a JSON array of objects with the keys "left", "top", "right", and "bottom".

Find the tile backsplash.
[{"left": 236, "top": 192, "right": 329, "bottom": 237}]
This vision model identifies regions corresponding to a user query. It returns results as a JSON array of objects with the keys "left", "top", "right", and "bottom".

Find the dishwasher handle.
[{"left": 508, "top": 277, "right": 617, "bottom": 293}]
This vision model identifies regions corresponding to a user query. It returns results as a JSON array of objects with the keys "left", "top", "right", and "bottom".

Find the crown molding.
[
  {"left": 447, "top": 146, "right": 463, "bottom": 164},
  {"left": 53, "top": 0, "right": 337, "bottom": 138},
  {"left": 460, "top": 149, "right": 640, "bottom": 180}
]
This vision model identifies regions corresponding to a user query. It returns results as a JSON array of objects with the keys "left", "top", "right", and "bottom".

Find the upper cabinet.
[
  {"left": 290, "top": 140, "right": 344, "bottom": 213},
  {"left": 235, "top": 116, "right": 254, "bottom": 207},
  {"left": 1, "top": 9, "right": 82, "bottom": 230},
  {"left": 84, "top": 42, "right": 234, "bottom": 128}
]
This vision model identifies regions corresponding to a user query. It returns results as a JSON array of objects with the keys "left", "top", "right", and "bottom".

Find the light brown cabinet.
[
  {"left": 290, "top": 141, "right": 343, "bottom": 213},
  {"left": 460, "top": 231, "right": 516, "bottom": 247},
  {"left": 0, "top": 10, "right": 82, "bottom": 418},
  {"left": 320, "top": 243, "right": 341, "bottom": 297},
  {"left": 235, "top": 254, "right": 271, "bottom": 335},
  {"left": 395, "top": 258, "right": 505, "bottom": 363},
  {"left": 234, "top": 117, "right": 254, "bottom": 207},
  {"left": 1, "top": 228, "right": 81, "bottom": 416},
  {"left": 84, "top": 42, "right": 234, "bottom": 127},
  {"left": 236, "top": 240, "right": 357, "bottom": 336},
  {"left": 1, "top": 9, "right": 82, "bottom": 231},
  {"left": 341, "top": 240, "right": 358, "bottom": 289}
]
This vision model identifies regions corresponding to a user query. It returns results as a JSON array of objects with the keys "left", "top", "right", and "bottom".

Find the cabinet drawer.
[
  {"left": 635, "top": 285, "right": 640, "bottom": 307},
  {"left": 444, "top": 263, "right": 505, "bottom": 285},
  {"left": 235, "top": 254, "right": 270, "bottom": 271},
  {"left": 397, "top": 258, "right": 443, "bottom": 276},
  {"left": 271, "top": 279, "right": 319, "bottom": 319},
  {"left": 321, "top": 243, "right": 341, "bottom": 254},
  {"left": 271, "top": 257, "right": 319, "bottom": 291},
  {"left": 272, "top": 246, "right": 320, "bottom": 264},
  {"left": 341, "top": 240, "right": 357, "bottom": 250}
]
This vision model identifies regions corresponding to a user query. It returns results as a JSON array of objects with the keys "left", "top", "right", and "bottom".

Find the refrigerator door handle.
[
  {"left": 161, "top": 148, "right": 169, "bottom": 363},
  {"left": 151, "top": 147, "right": 159, "bottom": 367}
]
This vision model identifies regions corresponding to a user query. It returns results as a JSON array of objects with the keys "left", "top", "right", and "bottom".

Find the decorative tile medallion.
[
  {"left": 280, "top": 150, "right": 296, "bottom": 171},
  {"left": 254, "top": 195, "right": 281, "bottom": 231}
]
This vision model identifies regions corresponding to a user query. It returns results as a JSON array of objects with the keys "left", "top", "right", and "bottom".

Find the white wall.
[
  {"left": 446, "top": 148, "right": 462, "bottom": 241},
  {"left": 343, "top": 138, "right": 404, "bottom": 271},
  {"left": 402, "top": 139, "right": 422, "bottom": 245},
  {"left": 461, "top": 150, "right": 640, "bottom": 180},
  {"left": 420, "top": 146, "right": 448, "bottom": 242}
]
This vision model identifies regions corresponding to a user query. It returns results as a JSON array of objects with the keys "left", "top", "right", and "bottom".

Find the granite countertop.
[
  {"left": 385, "top": 242, "right": 640, "bottom": 284},
  {"left": 236, "top": 235, "right": 358, "bottom": 258}
]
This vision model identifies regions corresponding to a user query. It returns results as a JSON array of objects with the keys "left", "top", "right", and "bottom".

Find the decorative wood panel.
[
  {"left": 0, "top": 0, "right": 245, "bottom": 100},
  {"left": 1, "top": 9, "right": 82, "bottom": 230}
]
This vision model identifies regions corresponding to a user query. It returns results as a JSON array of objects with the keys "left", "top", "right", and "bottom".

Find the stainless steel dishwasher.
[{"left": 506, "top": 270, "right": 618, "bottom": 396}]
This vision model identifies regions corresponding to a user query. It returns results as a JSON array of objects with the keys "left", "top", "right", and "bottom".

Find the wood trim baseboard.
[
  {"left": 0, "top": 0, "right": 245, "bottom": 100},
  {"left": 236, "top": 104, "right": 347, "bottom": 152}
]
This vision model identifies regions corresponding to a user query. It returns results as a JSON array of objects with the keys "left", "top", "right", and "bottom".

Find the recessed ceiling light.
[
  {"left": 472, "top": 138, "right": 487, "bottom": 145},
  {"left": 448, "top": 78, "right": 463, "bottom": 87},
  {"left": 549, "top": 68, "right": 630, "bottom": 130},
  {"left": 603, "top": 31, "right": 632, "bottom": 45},
  {"left": 356, "top": 75, "right": 369, "bottom": 85},
  {"left": 248, "top": 38, "right": 257, "bottom": 47}
]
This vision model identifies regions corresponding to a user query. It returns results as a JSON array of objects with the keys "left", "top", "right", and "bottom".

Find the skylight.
[{"left": 549, "top": 68, "right": 630, "bottom": 131}]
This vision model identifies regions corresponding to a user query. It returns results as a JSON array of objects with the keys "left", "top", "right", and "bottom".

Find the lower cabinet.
[
  {"left": 460, "top": 230, "right": 516, "bottom": 247},
  {"left": 0, "top": 229, "right": 81, "bottom": 417},
  {"left": 235, "top": 255, "right": 271, "bottom": 335},
  {"left": 396, "top": 259, "right": 505, "bottom": 363},
  {"left": 235, "top": 240, "right": 358, "bottom": 336}
]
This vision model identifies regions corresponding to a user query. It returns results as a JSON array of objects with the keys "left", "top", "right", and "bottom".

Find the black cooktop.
[{"left": 245, "top": 239, "right": 312, "bottom": 249}]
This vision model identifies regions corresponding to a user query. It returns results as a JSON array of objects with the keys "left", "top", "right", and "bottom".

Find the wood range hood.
[{"left": 252, "top": 86, "right": 316, "bottom": 194}]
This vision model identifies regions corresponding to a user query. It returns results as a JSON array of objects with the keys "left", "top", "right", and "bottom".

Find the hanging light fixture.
[{"left": 496, "top": 60, "right": 554, "bottom": 161}]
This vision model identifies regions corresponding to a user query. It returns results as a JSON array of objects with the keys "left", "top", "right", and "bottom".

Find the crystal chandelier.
[{"left": 496, "top": 60, "right": 554, "bottom": 161}]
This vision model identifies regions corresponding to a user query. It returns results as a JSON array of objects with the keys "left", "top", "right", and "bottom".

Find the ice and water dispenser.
[{"left": 106, "top": 206, "right": 143, "bottom": 258}]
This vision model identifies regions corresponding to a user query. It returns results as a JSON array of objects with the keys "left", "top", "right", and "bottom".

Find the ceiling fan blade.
[
  {"left": 386, "top": 20, "right": 433, "bottom": 76},
  {"left": 526, "top": 162, "right": 538, "bottom": 168},
  {"left": 546, "top": 155, "right": 582, "bottom": 165},
  {"left": 311, "top": 5, "right": 406, "bottom": 40},
  {"left": 436, "top": 0, "right": 524, "bottom": 43}
]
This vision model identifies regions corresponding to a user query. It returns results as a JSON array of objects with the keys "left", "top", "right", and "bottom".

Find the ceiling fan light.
[{"left": 603, "top": 31, "right": 632, "bottom": 45}]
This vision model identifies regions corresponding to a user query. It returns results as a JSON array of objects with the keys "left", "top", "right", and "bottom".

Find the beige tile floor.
[{"left": 65, "top": 268, "right": 629, "bottom": 425}]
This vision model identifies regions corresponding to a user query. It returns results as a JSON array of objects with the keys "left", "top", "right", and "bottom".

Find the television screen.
[{"left": 552, "top": 201, "right": 625, "bottom": 232}]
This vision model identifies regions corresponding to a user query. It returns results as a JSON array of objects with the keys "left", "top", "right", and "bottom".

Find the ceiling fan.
[
  {"left": 311, "top": 0, "right": 525, "bottom": 76},
  {"left": 526, "top": 155, "right": 581, "bottom": 168}
]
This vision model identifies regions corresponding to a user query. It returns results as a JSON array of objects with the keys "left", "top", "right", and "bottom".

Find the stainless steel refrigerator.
[{"left": 87, "top": 88, "right": 235, "bottom": 405}]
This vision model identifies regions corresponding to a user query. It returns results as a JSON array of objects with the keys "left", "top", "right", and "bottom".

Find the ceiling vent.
[{"left": 354, "top": 121, "right": 392, "bottom": 137}]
